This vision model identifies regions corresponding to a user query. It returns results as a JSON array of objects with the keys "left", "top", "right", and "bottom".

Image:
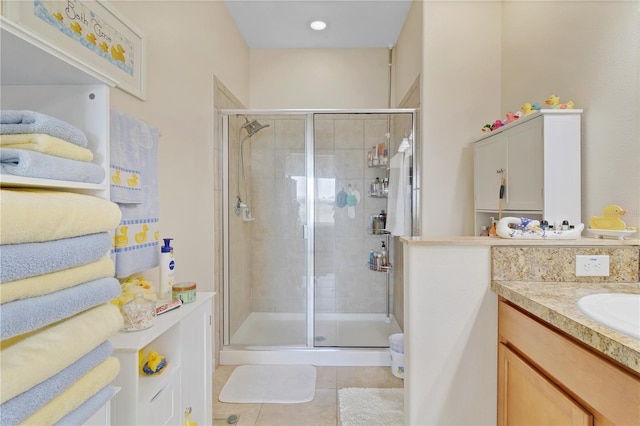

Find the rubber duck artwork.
[
  {"left": 590, "top": 205, "right": 627, "bottom": 230},
  {"left": 53, "top": 12, "right": 63, "bottom": 22},
  {"left": 110, "top": 44, "right": 126, "bottom": 62},
  {"left": 114, "top": 225, "right": 128, "bottom": 248},
  {"left": 127, "top": 173, "right": 139, "bottom": 187},
  {"left": 142, "top": 351, "right": 167, "bottom": 375},
  {"left": 69, "top": 22, "right": 82, "bottom": 35},
  {"left": 545, "top": 94, "right": 574, "bottom": 110},
  {"left": 99, "top": 42, "right": 109, "bottom": 53},
  {"left": 112, "top": 169, "right": 121, "bottom": 185},
  {"left": 86, "top": 33, "right": 97, "bottom": 45},
  {"left": 135, "top": 224, "right": 148, "bottom": 244}
]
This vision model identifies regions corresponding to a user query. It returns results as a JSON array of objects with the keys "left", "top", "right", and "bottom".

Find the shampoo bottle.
[{"left": 159, "top": 238, "right": 175, "bottom": 299}]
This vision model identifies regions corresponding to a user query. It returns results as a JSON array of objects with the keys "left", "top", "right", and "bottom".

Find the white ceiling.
[{"left": 223, "top": 0, "right": 413, "bottom": 49}]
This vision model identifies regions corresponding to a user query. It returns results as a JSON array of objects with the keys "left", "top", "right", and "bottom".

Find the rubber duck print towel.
[{"left": 110, "top": 111, "right": 160, "bottom": 278}]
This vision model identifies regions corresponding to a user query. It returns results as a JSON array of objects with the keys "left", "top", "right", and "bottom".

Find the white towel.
[{"left": 387, "top": 152, "right": 411, "bottom": 236}]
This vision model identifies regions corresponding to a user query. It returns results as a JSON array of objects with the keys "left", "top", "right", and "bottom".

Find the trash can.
[{"left": 389, "top": 333, "right": 404, "bottom": 379}]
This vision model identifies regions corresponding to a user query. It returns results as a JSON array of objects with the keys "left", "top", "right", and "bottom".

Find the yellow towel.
[
  {"left": 0, "top": 304, "right": 123, "bottom": 403},
  {"left": 20, "top": 357, "right": 120, "bottom": 426},
  {"left": 0, "top": 189, "right": 122, "bottom": 245},
  {"left": 0, "top": 133, "right": 94, "bottom": 162},
  {"left": 0, "top": 256, "right": 114, "bottom": 304}
]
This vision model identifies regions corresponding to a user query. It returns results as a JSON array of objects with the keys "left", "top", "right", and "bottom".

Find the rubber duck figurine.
[
  {"left": 590, "top": 205, "right": 627, "bottom": 230},
  {"left": 142, "top": 351, "right": 167, "bottom": 375},
  {"left": 545, "top": 94, "right": 574, "bottom": 109}
]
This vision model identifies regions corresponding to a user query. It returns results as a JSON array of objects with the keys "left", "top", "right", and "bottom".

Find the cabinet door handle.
[{"left": 150, "top": 383, "right": 168, "bottom": 402}]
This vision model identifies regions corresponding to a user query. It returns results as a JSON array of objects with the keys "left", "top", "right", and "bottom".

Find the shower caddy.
[{"left": 367, "top": 156, "right": 392, "bottom": 323}]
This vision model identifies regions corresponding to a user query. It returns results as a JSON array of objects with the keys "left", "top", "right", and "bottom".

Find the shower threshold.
[{"left": 221, "top": 312, "right": 402, "bottom": 366}]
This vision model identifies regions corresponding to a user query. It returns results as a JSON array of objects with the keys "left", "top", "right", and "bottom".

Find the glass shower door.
[{"left": 225, "top": 113, "right": 310, "bottom": 347}]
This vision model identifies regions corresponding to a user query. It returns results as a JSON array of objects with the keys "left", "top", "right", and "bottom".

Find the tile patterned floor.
[{"left": 213, "top": 365, "right": 404, "bottom": 426}]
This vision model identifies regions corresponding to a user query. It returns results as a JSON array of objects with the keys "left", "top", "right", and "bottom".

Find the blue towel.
[
  {"left": 0, "top": 341, "right": 113, "bottom": 426},
  {"left": 0, "top": 148, "right": 105, "bottom": 183},
  {"left": 0, "top": 277, "right": 121, "bottom": 340},
  {"left": 110, "top": 111, "right": 160, "bottom": 278},
  {"left": 0, "top": 232, "right": 112, "bottom": 283},
  {"left": 53, "top": 385, "right": 116, "bottom": 426},
  {"left": 0, "top": 110, "right": 88, "bottom": 147}
]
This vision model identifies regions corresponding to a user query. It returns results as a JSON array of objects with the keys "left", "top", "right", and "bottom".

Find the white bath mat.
[
  {"left": 219, "top": 365, "right": 316, "bottom": 404},
  {"left": 339, "top": 387, "right": 404, "bottom": 426}
]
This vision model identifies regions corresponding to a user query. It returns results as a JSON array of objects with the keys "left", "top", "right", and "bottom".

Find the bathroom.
[
  {"left": 2, "top": 0, "right": 638, "bottom": 424},
  {"left": 102, "top": 1, "right": 639, "bottom": 368}
]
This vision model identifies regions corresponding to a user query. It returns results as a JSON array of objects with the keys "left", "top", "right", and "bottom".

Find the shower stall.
[{"left": 220, "top": 109, "right": 418, "bottom": 365}]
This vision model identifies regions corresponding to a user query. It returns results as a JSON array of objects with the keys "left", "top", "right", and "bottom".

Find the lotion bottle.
[{"left": 159, "top": 238, "right": 175, "bottom": 299}]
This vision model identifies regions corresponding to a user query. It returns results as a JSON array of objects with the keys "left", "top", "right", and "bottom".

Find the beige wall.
[
  {"left": 394, "top": 0, "right": 422, "bottom": 107},
  {"left": 249, "top": 48, "right": 391, "bottom": 109},
  {"left": 501, "top": 1, "right": 640, "bottom": 229},
  {"left": 108, "top": 1, "right": 250, "bottom": 294},
  {"left": 421, "top": 1, "right": 502, "bottom": 237}
]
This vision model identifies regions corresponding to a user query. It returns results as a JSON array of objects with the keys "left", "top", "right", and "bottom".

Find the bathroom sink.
[{"left": 577, "top": 293, "right": 640, "bottom": 339}]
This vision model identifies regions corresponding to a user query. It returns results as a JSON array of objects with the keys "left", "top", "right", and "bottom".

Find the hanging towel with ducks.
[
  {"left": 109, "top": 111, "right": 160, "bottom": 278},
  {"left": 110, "top": 110, "right": 147, "bottom": 203}
]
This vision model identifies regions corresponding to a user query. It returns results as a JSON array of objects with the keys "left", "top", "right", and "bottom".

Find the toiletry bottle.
[
  {"left": 369, "top": 250, "right": 375, "bottom": 268},
  {"left": 159, "top": 238, "right": 175, "bottom": 299},
  {"left": 380, "top": 210, "right": 387, "bottom": 230},
  {"left": 381, "top": 241, "right": 388, "bottom": 267}
]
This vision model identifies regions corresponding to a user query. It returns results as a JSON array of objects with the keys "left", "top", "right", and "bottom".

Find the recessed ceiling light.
[{"left": 310, "top": 20, "right": 327, "bottom": 31}]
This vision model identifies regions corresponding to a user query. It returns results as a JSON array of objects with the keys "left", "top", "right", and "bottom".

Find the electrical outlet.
[{"left": 575, "top": 255, "right": 610, "bottom": 277}]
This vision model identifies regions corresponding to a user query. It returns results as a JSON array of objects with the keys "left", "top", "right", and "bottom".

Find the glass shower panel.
[
  {"left": 226, "top": 114, "right": 308, "bottom": 347},
  {"left": 313, "top": 113, "right": 405, "bottom": 348}
]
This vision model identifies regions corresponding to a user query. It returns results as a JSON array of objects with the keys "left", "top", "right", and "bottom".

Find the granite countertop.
[
  {"left": 400, "top": 236, "right": 640, "bottom": 247},
  {"left": 492, "top": 281, "right": 640, "bottom": 374}
]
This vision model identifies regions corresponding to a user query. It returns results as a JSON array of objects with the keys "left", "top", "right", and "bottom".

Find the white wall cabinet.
[
  {"left": 109, "top": 292, "right": 214, "bottom": 426},
  {"left": 473, "top": 110, "right": 582, "bottom": 234}
]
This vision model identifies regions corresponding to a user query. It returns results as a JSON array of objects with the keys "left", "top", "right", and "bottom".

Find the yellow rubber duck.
[
  {"left": 545, "top": 94, "right": 574, "bottom": 110},
  {"left": 127, "top": 173, "right": 138, "bottom": 187},
  {"left": 522, "top": 103, "right": 535, "bottom": 116},
  {"left": 111, "top": 44, "right": 126, "bottom": 62},
  {"left": 115, "top": 226, "right": 128, "bottom": 248},
  {"left": 53, "top": 12, "right": 63, "bottom": 22},
  {"left": 99, "top": 41, "right": 109, "bottom": 53},
  {"left": 70, "top": 22, "right": 82, "bottom": 35},
  {"left": 86, "top": 33, "right": 97, "bottom": 45},
  {"left": 590, "top": 205, "right": 627, "bottom": 230},
  {"left": 135, "top": 224, "right": 148, "bottom": 244},
  {"left": 154, "top": 230, "right": 160, "bottom": 241},
  {"left": 143, "top": 351, "right": 167, "bottom": 375},
  {"left": 112, "top": 169, "right": 121, "bottom": 185}
]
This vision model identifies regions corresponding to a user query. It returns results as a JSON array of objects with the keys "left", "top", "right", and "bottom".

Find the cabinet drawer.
[
  {"left": 499, "top": 301, "right": 640, "bottom": 425},
  {"left": 142, "top": 370, "right": 180, "bottom": 426}
]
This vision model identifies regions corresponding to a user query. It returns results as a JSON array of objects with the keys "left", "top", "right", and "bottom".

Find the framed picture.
[{"left": 3, "top": 0, "right": 146, "bottom": 100}]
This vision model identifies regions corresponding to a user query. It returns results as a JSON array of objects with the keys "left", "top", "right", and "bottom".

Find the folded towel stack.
[
  {"left": 0, "top": 110, "right": 104, "bottom": 184},
  {"left": 0, "top": 188, "right": 124, "bottom": 425}
]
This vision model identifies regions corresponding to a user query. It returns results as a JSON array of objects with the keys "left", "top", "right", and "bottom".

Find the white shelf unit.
[
  {"left": 109, "top": 292, "right": 214, "bottom": 426},
  {"left": 1, "top": 17, "right": 116, "bottom": 424},
  {"left": 473, "top": 109, "right": 582, "bottom": 235},
  {"left": 0, "top": 16, "right": 114, "bottom": 197}
]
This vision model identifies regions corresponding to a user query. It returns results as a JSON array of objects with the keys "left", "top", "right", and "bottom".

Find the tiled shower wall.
[{"left": 235, "top": 113, "right": 413, "bottom": 317}]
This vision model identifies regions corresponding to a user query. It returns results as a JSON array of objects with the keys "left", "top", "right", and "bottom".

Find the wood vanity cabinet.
[
  {"left": 498, "top": 299, "right": 640, "bottom": 426},
  {"left": 473, "top": 110, "right": 582, "bottom": 235}
]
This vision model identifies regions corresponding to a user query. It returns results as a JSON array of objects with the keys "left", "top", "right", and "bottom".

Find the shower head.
[{"left": 240, "top": 116, "right": 270, "bottom": 138}]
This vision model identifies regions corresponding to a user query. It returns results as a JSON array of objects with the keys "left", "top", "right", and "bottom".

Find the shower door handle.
[{"left": 302, "top": 224, "right": 308, "bottom": 239}]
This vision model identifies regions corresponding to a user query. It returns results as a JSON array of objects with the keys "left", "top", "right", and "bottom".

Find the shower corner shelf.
[
  {"left": 368, "top": 192, "right": 388, "bottom": 198},
  {"left": 368, "top": 228, "right": 391, "bottom": 235},
  {"left": 366, "top": 263, "right": 392, "bottom": 273}
]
